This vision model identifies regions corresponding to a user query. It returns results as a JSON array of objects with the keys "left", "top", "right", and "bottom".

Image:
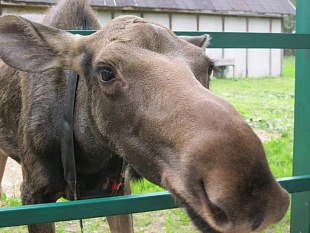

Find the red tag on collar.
[{"left": 111, "top": 182, "right": 121, "bottom": 191}]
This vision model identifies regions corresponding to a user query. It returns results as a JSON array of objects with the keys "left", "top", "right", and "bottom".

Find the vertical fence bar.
[{"left": 291, "top": 0, "right": 310, "bottom": 232}]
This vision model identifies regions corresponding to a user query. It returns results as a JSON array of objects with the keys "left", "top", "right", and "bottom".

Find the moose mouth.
[
  {"left": 185, "top": 204, "right": 220, "bottom": 233},
  {"left": 184, "top": 203, "right": 265, "bottom": 233},
  {"left": 175, "top": 194, "right": 238, "bottom": 233},
  {"left": 167, "top": 183, "right": 222, "bottom": 233},
  {"left": 167, "top": 180, "right": 265, "bottom": 233},
  {"left": 129, "top": 169, "right": 221, "bottom": 232}
]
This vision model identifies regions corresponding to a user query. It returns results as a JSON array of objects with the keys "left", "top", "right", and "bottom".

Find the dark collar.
[{"left": 61, "top": 70, "right": 126, "bottom": 200}]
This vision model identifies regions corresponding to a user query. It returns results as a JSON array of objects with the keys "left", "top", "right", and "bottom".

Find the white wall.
[
  {"left": 2, "top": 6, "right": 45, "bottom": 22},
  {"left": 96, "top": 11, "right": 171, "bottom": 28},
  {"left": 96, "top": 11, "right": 112, "bottom": 27},
  {"left": 143, "top": 13, "right": 170, "bottom": 28},
  {"left": 223, "top": 17, "right": 247, "bottom": 78},
  {"left": 171, "top": 14, "right": 197, "bottom": 31},
  {"left": 199, "top": 15, "right": 283, "bottom": 78},
  {"left": 271, "top": 19, "right": 282, "bottom": 77},
  {"left": 247, "top": 18, "right": 271, "bottom": 77},
  {"left": 114, "top": 11, "right": 142, "bottom": 18},
  {"left": 199, "top": 15, "right": 223, "bottom": 63},
  {"left": 2, "top": 6, "right": 45, "bottom": 15}
]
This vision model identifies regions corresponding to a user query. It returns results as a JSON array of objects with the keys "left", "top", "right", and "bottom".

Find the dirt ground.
[
  {"left": 0, "top": 129, "right": 280, "bottom": 200},
  {"left": 1, "top": 157, "right": 22, "bottom": 199}
]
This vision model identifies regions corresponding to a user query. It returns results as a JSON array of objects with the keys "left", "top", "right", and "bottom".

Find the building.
[{"left": 0, "top": 0, "right": 295, "bottom": 77}]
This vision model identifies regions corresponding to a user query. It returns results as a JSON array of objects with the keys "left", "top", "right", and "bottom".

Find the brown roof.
[{"left": 2, "top": 0, "right": 296, "bottom": 16}]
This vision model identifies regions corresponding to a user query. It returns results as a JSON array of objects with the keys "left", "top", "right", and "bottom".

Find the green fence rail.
[
  {"left": 1, "top": 175, "right": 310, "bottom": 228},
  {"left": 0, "top": 192, "right": 179, "bottom": 228},
  {"left": 69, "top": 30, "right": 310, "bottom": 49},
  {"left": 290, "top": 0, "right": 310, "bottom": 232}
]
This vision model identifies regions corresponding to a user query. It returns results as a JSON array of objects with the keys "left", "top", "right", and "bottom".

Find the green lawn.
[
  {"left": 0, "top": 56, "right": 296, "bottom": 232},
  {"left": 210, "top": 58, "right": 295, "bottom": 179}
]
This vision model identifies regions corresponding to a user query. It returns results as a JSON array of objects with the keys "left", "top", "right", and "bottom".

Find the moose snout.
[
  {"left": 252, "top": 213, "right": 264, "bottom": 231},
  {"left": 201, "top": 193, "right": 261, "bottom": 232},
  {"left": 201, "top": 180, "right": 290, "bottom": 233},
  {"left": 202, "top": 195, "right": 288, "bottom": 233},
  {"left": 179, "top": 132, "right": 290, "bottom": 233},
  {"left": 216, "top": 208, "right": 266, "bottom": 232}
]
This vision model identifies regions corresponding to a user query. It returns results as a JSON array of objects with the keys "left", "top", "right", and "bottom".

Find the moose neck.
[{"left": 71, "top": 74, "right": 118, "bottom": 171}]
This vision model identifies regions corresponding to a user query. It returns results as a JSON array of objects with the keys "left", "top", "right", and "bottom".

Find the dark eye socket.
[
  {"left": 97, "top": 66, "right": 116, "bottom": 82},
  {"left": 208, "top": 65, "right": 213, "bottom": 76},
  {"left": 208, "top": 63, "right": 219, "bottom": 76}
]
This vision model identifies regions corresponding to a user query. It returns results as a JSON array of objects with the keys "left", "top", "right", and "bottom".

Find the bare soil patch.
[
  {"left": 1, "top": 157, "right": 22, "bottom": 200},
  {"left": 254, "top": 129, "right": 281, "bottom": 142}
]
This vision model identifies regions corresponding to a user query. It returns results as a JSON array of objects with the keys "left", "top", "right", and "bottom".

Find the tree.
[
  {"left": 283, "top": 0, "right": 296, "bottom": 55},
  {"left": 283, "top": 0, "right": 295, "bottom": 33}
]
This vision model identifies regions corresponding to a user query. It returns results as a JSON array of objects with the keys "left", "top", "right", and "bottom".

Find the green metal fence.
[
  {"left": 0, "top": 175, "right": 309, "bottom": 228},
  {"left": 290, "top": 1, "right": 310, "bottom": 232},
  {"left": 1, "top": 1, "right": 310, "bottom": 232}
]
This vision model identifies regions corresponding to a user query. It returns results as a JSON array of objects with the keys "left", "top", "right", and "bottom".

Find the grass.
[
  {"left": 0, "top": 56, "right": 295, "bottom": 232},
  {"left": 210, "top": 58, "right": 295, "bottom": 179}
]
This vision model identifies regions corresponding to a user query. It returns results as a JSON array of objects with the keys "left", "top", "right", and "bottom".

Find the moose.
[{"left": 0, "top": 0, "right": 289, "bottom": 232}]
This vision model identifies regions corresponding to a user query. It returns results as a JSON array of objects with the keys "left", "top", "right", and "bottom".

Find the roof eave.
[
  {"left": 1, "top": 1, "right": 50, "bottom": 7},
  {"left": 92, "top": 6, "right": 295, "bottom": 18},
  {"left": 1, "top": 2, "right": 296, "bottom": 18}
]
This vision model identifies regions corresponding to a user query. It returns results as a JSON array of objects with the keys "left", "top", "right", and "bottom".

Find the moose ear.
[
  {"left": 0, "top": 15, "right": 81, "bottom": 72},
  {"left": 179, "top": 34, "right": 210, "bottom": 51}
]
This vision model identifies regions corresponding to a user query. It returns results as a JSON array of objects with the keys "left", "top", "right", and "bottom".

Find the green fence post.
[{"left": 291, "top": 0, "right": 310, "bottom": 232}]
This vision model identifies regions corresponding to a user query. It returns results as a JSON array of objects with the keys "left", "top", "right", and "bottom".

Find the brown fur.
[{"left": 0, "top": 0, "right": 289, "bottom": 233}]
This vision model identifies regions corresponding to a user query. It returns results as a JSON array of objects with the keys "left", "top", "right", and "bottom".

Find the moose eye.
[
  {"left": 208, "top": 65, "right": 214, "bottom": 76},
  {"left": 97, "top": 66, "right": 116, "bottom": 82},
  {"left": 208, "top": 63, "right": 219, "bottom": 77}
]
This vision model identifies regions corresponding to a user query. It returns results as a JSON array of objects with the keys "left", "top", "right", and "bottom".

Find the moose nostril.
[
  {"left": 209, "top": 202, "right": 229, "bottom": 226},
  {"left": 252, "top": 213, "right": 264, "bottom": 231},
  {"left": 200, "top": 181, "right": 229, "bottom": 226}
]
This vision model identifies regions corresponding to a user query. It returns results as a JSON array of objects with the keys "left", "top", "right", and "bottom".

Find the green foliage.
[
  {"left": 283, "top": 0, "right": 296, "bottom": 34},
  {"left": 290, "top": 0, "right": 296, "bottom": 6},
  {"left": 0, "top": 192, "right": 21, "bottom": 207},
  {"left": 284, "top": 16, "right": 296, "bottom": 33},
  {"left": 282, "top": 56, "right": 295, "bottom": 78},
  {"left": 0, "top": 193, "right": 26, "bottom": 232},
  {"left": 264, "top": 138, "right": 293, "bottom": 178},
  {"left": 283, "top": 1, "right": 296, "bottom": 55},
  {"left": 131, "top": 180, "right": 199, "bottom": 232},
  {"left": 131, "top": 179, "right": 166, "bottom": 195},
  {"left": 210, "top": 75, "right": 295, "bottom": 140}
]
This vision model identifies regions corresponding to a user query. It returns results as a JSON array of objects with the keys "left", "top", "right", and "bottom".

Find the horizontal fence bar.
[
  {"left": 278, "top": 175, "right": 310, "bottom": 193},
  {"left": 0, "top": 191, "right": 179, "bottom": 228},
  {"left": 68, "top": 30, "right": 310, "bottom": 49},
  {"left": 176, "top": 32, "right": 310, "bottom": 49},
  {"left": 1, "top": 175, "right": 310, "bottom": 228}
]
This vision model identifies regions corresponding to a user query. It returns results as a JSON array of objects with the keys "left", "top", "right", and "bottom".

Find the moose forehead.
[{"left": 91, "top": 16, "right": 211, "bottom": 71}]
